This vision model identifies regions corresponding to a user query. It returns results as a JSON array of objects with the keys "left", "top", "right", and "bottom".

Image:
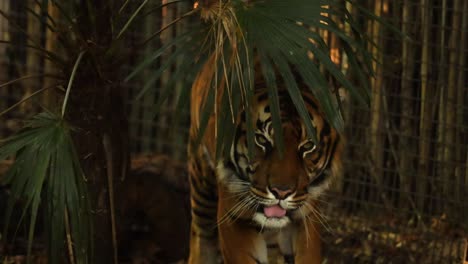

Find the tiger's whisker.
[
  {"left": 299, "top": 207, "right": 310, "bottom": 248},
  {"left": 217, "top": 195, "right": 251, "bottom": 226},
  {"left": 303, "top": 202, "right": 334, "bottom": 235},
  {"left": 218, "top": 194, "right": 256, "bottom": 226}
]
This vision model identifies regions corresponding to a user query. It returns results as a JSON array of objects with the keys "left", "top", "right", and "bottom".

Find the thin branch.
[
  {"left": 118, "top": 0, "right": 132, "bottom": 14},
  {"left": 116, "top": 0, "right": 150, "bottom": 40},
  {"left": 0, "top": 40, "right": 66, "bottom": 65},
  {"left": 62, "top": 51, "right": 86, "bottom": 117},
  {"left": 34, "top": 0, "right": 58, "bottom": 27},
  {"left": 0, "top": 74, "right": 62, "bottom": 89},
  {"left": 103, "top": 134, "right": 119, "bottom": 264},
  {"left": 25, "top": 6, "right": 56, "bottom": 32},
  {"left": 0, "top": 86, "right": 53, "bottom": 117},
  {"left": 0, "top": 9, "right": 44, "bottom": 52},
  {"left": 49, "top": 0, "right": 87, "bottom": 45},
  {"left": 64, "top": 208, "right": 76, "bottom": 264},
  {"left": 139, "top": 9, "right": 197, "bottom": 47},
  {"left": 141, "top": 0, "right": 186, "bottom": 18}
]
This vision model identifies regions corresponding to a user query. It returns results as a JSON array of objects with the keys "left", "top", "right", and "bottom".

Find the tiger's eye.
[
  {"left": 255, "top": 134, "right": 269, "bottom": 146},
  {"left": 302, "top": 141, "right": 315, "bottom": 151},
  {"left": 299, "top": 140, "right": 317, "bottom": 157}
]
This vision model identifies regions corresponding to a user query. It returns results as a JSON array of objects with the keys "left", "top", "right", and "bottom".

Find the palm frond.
[
  {"left": 116, "top": 0, "right": 151, "bottom": 40},
  {"left": 0, "top": 87, "right": 53, "bottom": 117},
  {"left": 1, "top": 112, "right": 92, "bottom": 264},
  {"left": 128, "top": 0, "right": 386, "bottom": 157},
  {"left": 61, "top": 51, "right": 86, "bottom": 117}
]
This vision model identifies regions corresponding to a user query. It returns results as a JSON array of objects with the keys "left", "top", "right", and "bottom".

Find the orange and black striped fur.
[{"left": 188, "top": 62, "right": 343, "bottom": 264}]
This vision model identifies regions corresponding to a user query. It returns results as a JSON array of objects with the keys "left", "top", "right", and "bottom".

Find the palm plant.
[
  {"left": 0, "top": 0, "right": 382, "bottom": 263},
  {"left": 128, "top": 0, "right": 374, "bottom": 157},
  {"left": 0, "top": 1, "right": 144, "bottom": 263}
]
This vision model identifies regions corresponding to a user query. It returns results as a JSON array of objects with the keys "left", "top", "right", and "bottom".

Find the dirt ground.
[{"left": 1, "top": 155, "right": 467, "bottom": 263}]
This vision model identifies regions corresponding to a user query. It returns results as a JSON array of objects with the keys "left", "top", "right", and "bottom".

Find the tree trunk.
[
  {"left": 69, "top": 2, "right": 129, "bottom": 262},
  {"left": 69, "top": 79, "right": 128, "bottom": 264}
]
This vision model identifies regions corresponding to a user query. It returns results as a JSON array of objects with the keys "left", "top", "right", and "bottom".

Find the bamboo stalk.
[
  {"left": 0, "top": 0, "right": 10, "bottom": 120},
  {"left": 327, "top": 8, "right": 344, "bottom": 195},
  {"left": 444, "top": 0, "right": 462, "bottom": 213},
  {"left": 0, "top": 0, "right": 8, "bottom": 54},
  {"left": 399, "top": 0, "right": 416, "bottom": 209},
  {"left": 157, "top": 0, "right": 174, "bottom": 153},
  {"left": 368, "top": 0, "right": 379, "bottom": 205},
  {"left": 369, "top": 0, "right": 391, "bottom": 209},
  {"left": 139, "top": 2, "right": 159, "bottom": 153},
  {"left": 318, "top": 7, "right": 330, "bottom": 78},
  {"left": 435, "top": 0, "right": 450, "bottom": 215},
  {"left": 23, "top": 0, "right": 42, "bottom": 114},
  {"left": 42, "top": 1, "right": 59, "bottom": 108},
  {"left": 465, "top": 151, "right": 468, "bottom": 221},
  {"left": 457, "top": 0, "right": 468, "bottom": 213},
  {"left": 382, "top": 90, "right": 421, "bottom": 218},
  {"left": 329, "top": 6, "right": 342, "bottom": 68},
  {"left": 172, "top": 1, "right": 189, "bottom": 160},
  {"left": 340, "top": 1, "right": 358, "bottom": 208},
  {"left": 340, "top": 1, "right": 353, "bottom": 76},
  {"left": 127, "top": 1, "right": 149, "bottom": 154},
  {"left": 417, "top": 0, "right": 433, "bottom": 212}
]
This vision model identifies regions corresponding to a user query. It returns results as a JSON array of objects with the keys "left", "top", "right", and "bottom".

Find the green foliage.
[
  {"left": 128, "top": 0, "right": 374, "bottom": 159},
  {"left": 1, "top": 112, "right": 92, "bottom": 264},
  {"left": 0, "top": 0, "right": 155, "bottom": 262}
]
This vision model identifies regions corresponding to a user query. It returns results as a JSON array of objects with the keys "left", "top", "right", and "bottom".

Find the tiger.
[{"left": 187, "top": 57, "right": 343, "bottom": 264}]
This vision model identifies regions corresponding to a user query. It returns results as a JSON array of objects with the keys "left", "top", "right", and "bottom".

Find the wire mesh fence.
[
  {"left": 319, "top": 0, "right": 468, "bottom": 262},
  {"left": 0, "top": 0, "right": 467, "bottom": 263}
]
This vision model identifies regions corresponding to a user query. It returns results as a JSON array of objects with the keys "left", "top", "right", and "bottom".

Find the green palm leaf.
[
  {"left": 1, "top": 112, "right": 91, "bottom": 264},
  {"left": 129, "top": 0, "right": 379, "bottom": 157}
]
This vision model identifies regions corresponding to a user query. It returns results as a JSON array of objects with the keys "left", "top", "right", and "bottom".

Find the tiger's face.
[{"left": 217, "top": 90, "right": 342, "bottom": 229}]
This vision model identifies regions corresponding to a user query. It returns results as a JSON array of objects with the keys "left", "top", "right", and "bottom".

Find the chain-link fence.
[
  {"left": 321, "top": 1, "right": 468, "bottom": 263},
  {"left": 1, "top": 0, "right": 467, "bottom": 263}
]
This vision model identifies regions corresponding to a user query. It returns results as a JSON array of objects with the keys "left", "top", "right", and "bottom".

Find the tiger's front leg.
[
  {"left": 188, "top": 231, "right": 220, "bottom": 264},
  {"left": 188, "top": 157, "right": 221, "bottom": 264},
  {"left": 218, "top": 221, "right": 268, "bottom": 264},
  {"left": 292, "top": 218, "right": 322, "bottom": 264},
  {"left": 217, "top": 186, "right": 268, "bottom": 264}
]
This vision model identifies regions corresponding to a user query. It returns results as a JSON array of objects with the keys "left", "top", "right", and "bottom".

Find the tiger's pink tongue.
[{"left": 263, "top": 205, "right": 286, "bottom": 218}]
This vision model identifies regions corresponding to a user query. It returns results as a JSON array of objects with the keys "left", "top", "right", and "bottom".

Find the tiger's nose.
[{"left": 270, "top": 186, "right": 294, "bottom": 199}]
